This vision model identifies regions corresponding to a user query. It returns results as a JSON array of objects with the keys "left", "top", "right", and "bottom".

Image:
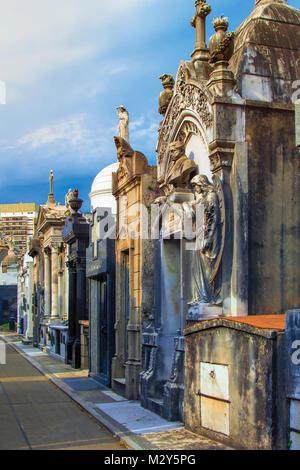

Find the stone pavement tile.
[
  {"left": 1, "top": 377, "right": 70, "bottom": 405},
  {"left": 0, "top": 404, "right": 29, "bottom": 450},
  {"left": 2, "top": 335, "right": 236, "bottom": 451},
  {"left": 61, "top": 377, "right": 105, "bottom": 391},
  {"left": 75, "top": 390, "right": 117, "bottom": 404},
  {"left": 101, "top": 390, "right": 127, "bottom": 402},
  {"left": 54, "top": 371, "right": 89, "bottom": 378},
  {"left": 13, "top": 401, "right": 121, "bottom": 450},
  {"left": 96, "top": 401, "right": 183, "bottom": 435},
  {"left": 139, "top": 428, "right": 234, "bottom": 451}
]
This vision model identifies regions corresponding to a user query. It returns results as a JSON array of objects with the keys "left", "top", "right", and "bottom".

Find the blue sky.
[{"left": 0, "top": 0, "right": 299, "bottom": 212}]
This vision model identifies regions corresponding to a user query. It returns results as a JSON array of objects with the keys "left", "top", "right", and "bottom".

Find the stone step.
[
  {"left": 147, "top": 397, "right": 164, "bottom": 416},
  {"left": 112, "top": 377, "right": 126, "bottom": 397}
]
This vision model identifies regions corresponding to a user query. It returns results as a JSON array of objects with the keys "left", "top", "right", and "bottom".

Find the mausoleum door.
[
  {"left": 124, "top": 253, "right": 130, "bottom": 364},
  {"left": 99, "top": 278, "right": 108, "bottom": 377}
]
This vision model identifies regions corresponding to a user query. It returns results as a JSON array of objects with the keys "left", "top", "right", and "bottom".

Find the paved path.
[
  {"left": 0, "top": 342, "right": 125, "bottom": 450},
  {"left": 0, "top": 334, "right": 234, "bottom": 451}
]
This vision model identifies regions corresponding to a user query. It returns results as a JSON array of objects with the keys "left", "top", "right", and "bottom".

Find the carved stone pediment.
[{"left": 157, "top": 62, "right": 213, "bottom": 186}]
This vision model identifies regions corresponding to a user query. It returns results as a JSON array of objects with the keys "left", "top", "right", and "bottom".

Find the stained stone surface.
[
  {"left": 285, "top": 310, "right": 300, "bottom": 399},
  {"left": 61, "top": 377, "right": 105, "bottom": 392},
  {"left": 96, "top": 401, "right": 183, "bottom": 435},
  {"left": 139, "top": 428, "right": 233, "bottom": 451}
]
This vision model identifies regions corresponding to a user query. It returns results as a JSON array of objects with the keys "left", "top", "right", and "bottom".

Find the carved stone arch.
[
  {"left": 175, "top": 61, "right": 213, "bottom": 106},
  {"left": 171, "top": 114, "right": 212, "bottom": 181},
  {"left": 157, "top": 62, "right": 213, "bottom": 185}
]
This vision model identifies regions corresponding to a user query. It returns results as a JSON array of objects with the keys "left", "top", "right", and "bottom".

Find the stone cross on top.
[
  {"left": 190, "top": 0, "right": 211, "bottom": 62},
  {"left": 47, "top": 169, "right": 56, "bottom": 207}
]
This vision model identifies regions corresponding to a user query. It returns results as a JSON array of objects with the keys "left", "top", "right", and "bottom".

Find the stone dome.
[
  {"left": 2, "top": 248, "right": 18, "bottom": 273},
  {"left": 89, "top": 162, "right": 119, "bottom": 213},
  {"left": 229, "top": 1, "right": 300, "bottom": 102}
]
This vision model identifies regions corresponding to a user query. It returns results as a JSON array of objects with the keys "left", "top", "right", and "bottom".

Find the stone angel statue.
[
  {"left": 116, "top": 106, "right": 129, "bottom": 143},
  {"left": 188, "top": 174, "right": 224, "bottom": 305}
]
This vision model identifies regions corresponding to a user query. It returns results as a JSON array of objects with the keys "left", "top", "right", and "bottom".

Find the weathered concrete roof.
[
  {"left": 184, "top": 314, "right": 286, "bottom": 339},
  {"left": 230, "top": 2, "right": 300, "bottom": 91}
]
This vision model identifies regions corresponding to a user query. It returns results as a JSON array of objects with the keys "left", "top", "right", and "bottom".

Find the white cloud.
[
  {"left": 0, "top": 0, "right": 156, "bottom": 87},
  {"left": 15, "top": 114, "right": 89, "bottom": 149}
]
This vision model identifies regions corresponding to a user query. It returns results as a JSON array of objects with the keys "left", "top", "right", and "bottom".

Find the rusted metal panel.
[
  {"left": 200, "top": 396, "right": 230, "bottom": 436},
  {"left": 200, "top": 362, "right": 229, "bottom": 401}
]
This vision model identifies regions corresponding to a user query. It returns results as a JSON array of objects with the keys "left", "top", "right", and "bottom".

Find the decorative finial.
[
  {"left": 191, "top": 0, "right": 212, "bottom": 63},
  {"left": 69, "top": 189, "right": 83, "bottom": 214},
  {"left": 213, "top": 16, "right": 229, "bottom": 32},
  {"left": 158, "top": 74, "right": 175, "bottom": 116},
  {"left": 207, "top": 15, "right": 235, "bottom": 96},
  {"left": 209, "top": 16, "right": 234, "bottom": 65}
]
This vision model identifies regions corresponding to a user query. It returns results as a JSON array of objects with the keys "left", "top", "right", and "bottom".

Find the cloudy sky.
[{"left": 0, "top": 0, "right": 299, "bottom": 212}]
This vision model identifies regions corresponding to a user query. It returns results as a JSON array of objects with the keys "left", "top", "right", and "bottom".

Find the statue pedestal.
[
  {"left": 168, "top": 190, "right": 194, "bottom": 204},
  {"left": 206, "top": 61, "right": 235, "bottom": 96},
  {"left": 187, "top": 301, "right": 223, "bottom": 323}
]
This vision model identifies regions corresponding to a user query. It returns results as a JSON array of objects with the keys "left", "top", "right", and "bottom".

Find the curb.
[{"left": 1, "top": 336, "right": 157, "bottom": 451}]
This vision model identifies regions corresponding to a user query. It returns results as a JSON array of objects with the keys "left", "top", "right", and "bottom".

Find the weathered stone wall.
[
  {"left": 246, "top": 104, "right": 300, "bottom": 315},
  {"left": 112, "top": 156, "right": 158, "bottom": 400},
  {"left": 184, "top": 322, "right": 288, "bottom": 450}
]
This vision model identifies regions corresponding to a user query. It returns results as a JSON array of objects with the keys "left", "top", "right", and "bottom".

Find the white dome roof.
[
  {"left": 89, "top": 162, "right": 119, "bottom": 213},
  {"left": 91, "top": 163, "right": 119, "bottom": 194}
]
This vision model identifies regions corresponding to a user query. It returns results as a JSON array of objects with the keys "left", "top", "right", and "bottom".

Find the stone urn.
[
  {"left": 69, "top": 189, "right": 83, "bottom": 214},
  {"left": 209, "top": 16, "right": 234, "bottom": 65}
]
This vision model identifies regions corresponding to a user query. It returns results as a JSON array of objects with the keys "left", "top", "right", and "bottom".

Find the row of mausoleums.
[{"left": 10, "top": 0, "right": 300, "bottom": 450}]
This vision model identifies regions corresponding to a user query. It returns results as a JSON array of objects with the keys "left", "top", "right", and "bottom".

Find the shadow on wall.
[{"left": 0, "top": 286, "right": 17, "bottom": 325}]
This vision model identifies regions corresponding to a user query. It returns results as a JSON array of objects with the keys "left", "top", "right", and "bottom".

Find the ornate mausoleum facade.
[
  {"left": 112, "top": 137, "right": 158, "bottom": 400},
  {"left": 140, "top": 0, "right": 300, "bottom": 421},
  {"left": 29, "top": 173, "right": 68, "bottom": 358}
]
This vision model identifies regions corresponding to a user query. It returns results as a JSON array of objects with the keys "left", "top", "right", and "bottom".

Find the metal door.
[
  {"left": 124, "top": 253, "right": 130, "bottom": 363},
  {"left": 99, "top": 278, "right": 108, "bottom": 376}
]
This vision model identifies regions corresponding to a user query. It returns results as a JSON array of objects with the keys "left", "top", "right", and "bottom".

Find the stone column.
[
  {"left": 44, "top": 249, "right": 51, "bottom": 317},
  {"left": 66, "top": 259, "right": 76, "bottom": 364},
  {"left": 50, "top": 243, "right": 59, "bottom": 319},
  {"left": 73, "top": 259, "right": 86, "bottom": 369}
]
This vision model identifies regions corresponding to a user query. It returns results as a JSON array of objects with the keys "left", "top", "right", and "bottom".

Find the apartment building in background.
[{"left": 0, "top": 203, "right": 40, "bottom": 254}]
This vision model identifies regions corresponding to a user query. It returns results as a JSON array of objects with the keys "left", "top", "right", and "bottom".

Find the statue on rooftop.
[
  {"left": 65, "top": 189, "right": 73, "bottom": 216},
  {"left": 116, "top": 106, "right": 129, "bottom": 143}
]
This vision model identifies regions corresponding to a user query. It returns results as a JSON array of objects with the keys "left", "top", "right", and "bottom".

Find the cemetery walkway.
[
  {"left": 0, "top": 337, "right": 125, "bottom": 450},
  {"left": 0, "top": 333, "right": 234, "bottom": 451}
]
